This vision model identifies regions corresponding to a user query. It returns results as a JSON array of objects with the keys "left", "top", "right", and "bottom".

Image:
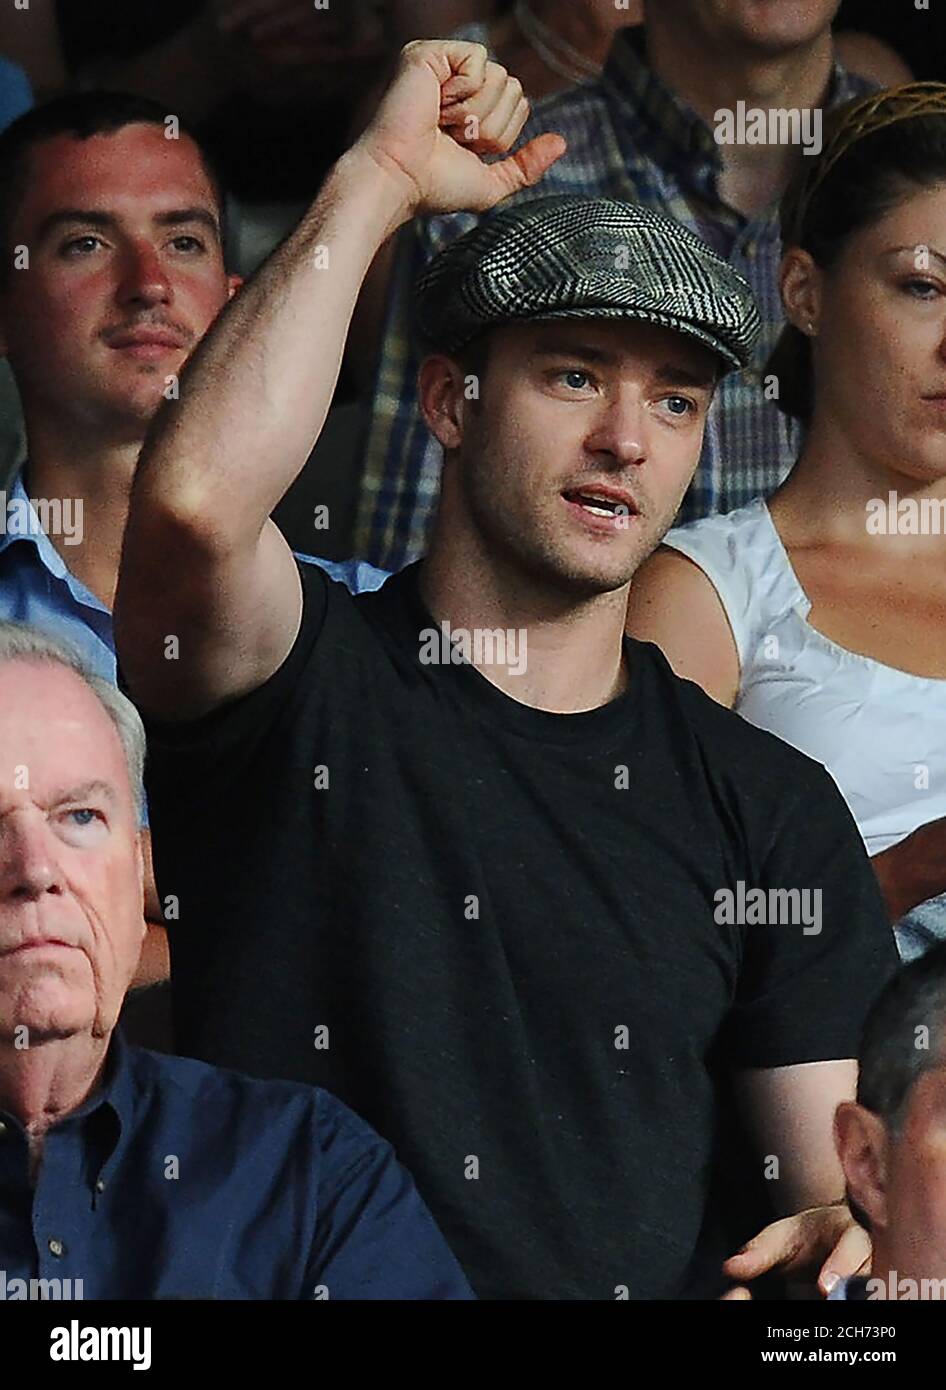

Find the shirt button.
[
  {"left": 743, "top": 241, "right": 757, "bottom": 259},
  {"left": 95, "top": 1180, "right": 106, "bottom": 1193},
  {"left": 48, "top": 1238, "right": 65, "bottom": 1258}
]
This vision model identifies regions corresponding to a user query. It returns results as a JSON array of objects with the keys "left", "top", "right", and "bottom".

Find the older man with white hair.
[{"left": 0, "top": 621, "right": 472, "bottom": 1300}]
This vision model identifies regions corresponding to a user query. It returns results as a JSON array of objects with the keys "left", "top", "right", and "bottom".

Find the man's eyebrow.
[
  {"left": 35, "top": 206, "right": 220, "bottom": 244},
  {"left": 531, "top": 342, "right": 716, "bottom": 386},
  {"left": 531, "top": 341, "right": 618, "bottom": 365},
  {"left": 652, "top": 363, "right": 717, "bottom": 389},
  {"left": 153, "top": 207, "right": 221, "bottom": 239},
  {"left": 36, "top": 209, "right": 115, "bottom": 243},
  {"left": 885, "top": 244, "right": 946, "bottom": 272},
  {"left": 52, "top": 779, "right": 120, "bottom": 807}
]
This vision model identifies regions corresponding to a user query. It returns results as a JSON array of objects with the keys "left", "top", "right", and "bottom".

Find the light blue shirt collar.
[{"left": 0, "top": 466, "right": 108, "bottom": 617}]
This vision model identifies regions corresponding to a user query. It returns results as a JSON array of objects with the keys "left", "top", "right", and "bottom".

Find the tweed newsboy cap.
[{"left": 413, "top": 195, "right": 761, "bottom": 372}]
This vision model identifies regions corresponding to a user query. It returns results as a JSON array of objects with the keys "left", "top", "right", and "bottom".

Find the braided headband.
[{"left": 783, "top": 81, "right": 946, "bottom": 245}]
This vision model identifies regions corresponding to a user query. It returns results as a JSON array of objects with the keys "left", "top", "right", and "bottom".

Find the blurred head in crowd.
[
  {"left": 835, "top": 943, "right": 946, "bottom": 1296},
  {"left": 645, "top": 0, "right": 841, "bottom": 55},
  {"left": 0, "top": 93, "right": 241, "bottom": 447},
  {"left": 0, "top": 623, "right": 145, "bottom": 1056},
  {"left": 772, "top": 87, "right": 946, "bottom": 486}
]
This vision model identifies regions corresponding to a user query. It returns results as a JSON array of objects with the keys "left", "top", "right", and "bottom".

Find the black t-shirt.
[{"left": 141, "top": 562, "right": 897, "bottom": 1299}]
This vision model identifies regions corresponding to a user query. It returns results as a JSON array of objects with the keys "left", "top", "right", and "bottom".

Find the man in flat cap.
[{"left": 114, "top": 39, "right": 897, "bottom": 1299}]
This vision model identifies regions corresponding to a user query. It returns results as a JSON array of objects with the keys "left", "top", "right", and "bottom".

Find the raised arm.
[
  {"left": 115, "top": 39, "right": 564, "bottom": 722},
  {"left": 625, "top": 546, "right": 741, "bottom": 707}
]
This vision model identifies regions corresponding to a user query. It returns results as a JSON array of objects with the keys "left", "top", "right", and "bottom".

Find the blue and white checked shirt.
[{"left": 354, "top": 26, "right": 872, "bottom": 570}]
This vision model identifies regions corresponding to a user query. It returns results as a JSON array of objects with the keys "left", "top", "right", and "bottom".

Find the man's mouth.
[
  {"left": 106, "top": 328, "right": 188, "bottom": 352},
  {"left": 0, "top": 937, "right": 77, "bottom": 957},
  {"left": 561, "top": 485, "right": 640, "bottom": 520}
]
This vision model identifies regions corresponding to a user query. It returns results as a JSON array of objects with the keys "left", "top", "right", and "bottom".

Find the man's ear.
[
  {"left": 835, "top": 1102, "right": 892, "bottom": 1235},
  {"left": 226, "top": 274, "right": 243, "bottom": 301},
  {"left": 418, "top": 353, "right": 469, "bottom": 452},
  {"left": 780, "top": 247, "right": 823, "bottom": 336}
]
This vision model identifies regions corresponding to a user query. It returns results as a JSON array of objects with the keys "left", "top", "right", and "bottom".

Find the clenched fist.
[{"left": 355, "top": 40, "right": 567, "bottom": 218}]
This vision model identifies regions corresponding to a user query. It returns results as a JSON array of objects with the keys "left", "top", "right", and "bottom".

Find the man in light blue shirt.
[
  {"left": 0, "top": 468, "right": 387, "bottom": 688},
  {"left": 0, "top": 91, "right": 388, "bottom": 987}
]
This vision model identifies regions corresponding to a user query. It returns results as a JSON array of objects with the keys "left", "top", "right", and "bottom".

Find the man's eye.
[
  {"left": 559, "top": 370, "right": 593, "bottom": 391},
  {"left": 62, "top": 236, "right": 103, "bottom": 256},
  {"left": 65, "top": 808, "right": 100, "bottom": 827},
  {"left": 663, "top": 396, "right": 695, "bottom": 417},
  {"left": 172, "top": 235, "right": 205, "bottom": 253},
  {"left": 904, "top": 278, "right": 940, "bottom": 300}
]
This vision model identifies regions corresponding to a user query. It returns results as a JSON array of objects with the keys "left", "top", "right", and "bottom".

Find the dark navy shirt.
[{"left": 0, "top": 1030, "right": 473, "bottom": 1300}]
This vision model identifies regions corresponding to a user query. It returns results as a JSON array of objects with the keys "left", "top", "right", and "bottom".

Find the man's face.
[
  {"left": 0, "top": 661, "right": 144, "bottom": 1046},
  {"left": 439, "top": 319, "right": 718, "bottom": 597},
  {"left": 0, "top": 123, "right": 239, "bottom": 438},
  {"left": 665, "top": 0, "right": 840, "bottom": 54},
  {"left": 882, "top": 1068, "right": 946, "bottom": 1287}
]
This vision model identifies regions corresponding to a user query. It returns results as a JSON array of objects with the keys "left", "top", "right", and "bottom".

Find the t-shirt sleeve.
[
  {"left": 307, "top": 1091, "right": 475, "bottom": 1301},
  {"left": 133, "top": 559, "right": 333, "bottom": 780},
  {"left": 720, "top": 757, "right": 899, "bottom": 1070}
]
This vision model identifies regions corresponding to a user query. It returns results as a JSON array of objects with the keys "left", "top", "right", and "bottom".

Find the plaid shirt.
[{"left": 355, "top": 27, "right": 872, "bottom": 570}]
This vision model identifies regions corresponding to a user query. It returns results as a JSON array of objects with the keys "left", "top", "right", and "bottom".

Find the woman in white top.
[{"left": 626, "top": 84, "right": 946, "bottom": 960}]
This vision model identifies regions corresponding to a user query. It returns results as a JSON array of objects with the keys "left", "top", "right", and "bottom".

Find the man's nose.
[
  {"left": 115, "top": 242, "right": 173, "bottom": 309},
  {"left": 0, "top": 816, "right": 63, "bottom": 901},
  {"left": 584, "top": 396, "right": 648, "bottom": 468}
]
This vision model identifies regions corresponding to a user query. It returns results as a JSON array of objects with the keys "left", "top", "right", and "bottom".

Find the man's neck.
[
  {"left": 23, "top": 420, "right": 143, "bottom": 610},
  {"left": 0, "top": 1033, "right": 107, "bottom": 1173},
  {"left": 420, "top": 525, "right": 629, "bottom": 713},
  {"left": 644, "top": 14, "right": 836, "bottom": 217}
]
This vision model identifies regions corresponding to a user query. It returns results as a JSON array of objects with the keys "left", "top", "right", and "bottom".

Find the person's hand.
[
  {"left": 720, "top": 1204, "right": 871, "bottom": 1300},
  {"left": 355, "top": 40, "right": 566, "bottom": 217}
]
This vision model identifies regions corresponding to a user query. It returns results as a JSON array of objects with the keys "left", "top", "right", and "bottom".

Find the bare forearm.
[
  {"left": 736, "top": 1062, "right": 853, "bottom": 1217},
  {"left": 131, "top": 147, "right": 412, "bottom": 549}
]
